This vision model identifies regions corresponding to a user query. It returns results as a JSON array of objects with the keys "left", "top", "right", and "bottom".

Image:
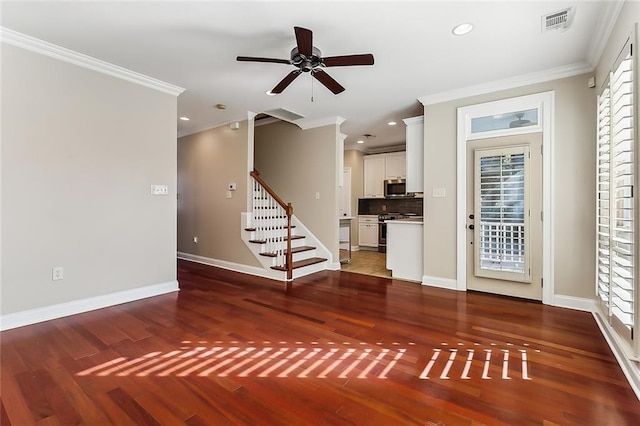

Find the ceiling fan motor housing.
[{"left": 290, "top": 47, "right": 323, "bottom": 72}]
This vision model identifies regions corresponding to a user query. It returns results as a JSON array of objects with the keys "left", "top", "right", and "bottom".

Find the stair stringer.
[
  {"left": 241, "top": 212, "right": 332, "bottom": 280},
  {"left": 289, "top": 215, "right": 335, "bottom": 279}
]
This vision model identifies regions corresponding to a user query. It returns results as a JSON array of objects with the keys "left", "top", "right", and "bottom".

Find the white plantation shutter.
[
  {"left": 475, "top": 146, "right": 530, "bottom": 282},
  {"left": 596, "top": 37, "right": 635, "bottom": 345},
  {"left": 610, "top": 44, "right": 634, "bottom": 334},
  {"left": 596, "top": 83, "right": 611, "bottom": 310}
]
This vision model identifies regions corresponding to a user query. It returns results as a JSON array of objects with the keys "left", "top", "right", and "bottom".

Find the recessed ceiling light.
[
  {"left": 452, "top": 23, "right": 474, "bottom": 36},
  {"left": 387, "top": 121, "right": 397, "bottom": 126},
  {"left": 265, "top": 91, "right": 277, "bottom": 96},
  {"left": 179, "top": 116, "right": 190, "bottom": 121},
  {"left": 357, "top": 140, "right": 364, "bottom": 144}
]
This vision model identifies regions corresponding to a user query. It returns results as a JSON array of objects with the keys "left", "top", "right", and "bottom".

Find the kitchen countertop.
[{"left": 387, "top": 216, "right": 423, "bottom": 224}]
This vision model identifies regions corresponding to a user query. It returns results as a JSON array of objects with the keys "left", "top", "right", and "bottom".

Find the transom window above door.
[{"left": 471, "top": 108, "right": 539, "bottom": 133}]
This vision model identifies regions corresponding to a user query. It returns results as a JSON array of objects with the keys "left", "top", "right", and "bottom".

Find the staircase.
[{"left": 242, "top": 170, "right": 328, "bottom": 287}]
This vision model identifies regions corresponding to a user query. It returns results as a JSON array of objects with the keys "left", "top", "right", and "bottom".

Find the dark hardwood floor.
[{"left": 2, "top": 259, "right": 639, "bottom": 425}]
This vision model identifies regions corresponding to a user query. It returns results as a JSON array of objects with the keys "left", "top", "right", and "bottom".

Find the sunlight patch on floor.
[{"left": 76, "top": 340, "right": 538, "bottom": 380}]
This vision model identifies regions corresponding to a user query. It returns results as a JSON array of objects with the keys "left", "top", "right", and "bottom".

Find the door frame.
[{"left": 456, "top": 91, "right": 554, "bottom": 305}]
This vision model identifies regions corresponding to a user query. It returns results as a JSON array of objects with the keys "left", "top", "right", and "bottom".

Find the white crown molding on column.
[
  {"left": 0, "top": 27, "right": 185, "bottom": 96},
  {"left": 295, "top": 116, "right": 346, "bottom": 130}
]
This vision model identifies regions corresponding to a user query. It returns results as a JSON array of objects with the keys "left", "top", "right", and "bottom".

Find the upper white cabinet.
[
  {"left": 385, "top": 152, "right": 406, "bottom": 180},
  {"left": 364, "top": 155, "right": 386, "bottom": 198},
  {"left": 364, "top": 152, "right": 408, "bottom": 197},
  {"left": 403, "top": 116, "right": 424, "bottom": 193}
]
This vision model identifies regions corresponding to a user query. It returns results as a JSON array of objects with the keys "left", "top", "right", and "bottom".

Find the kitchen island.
[{"left": 385, "top": 217, "right": 423, "bottom": 282}]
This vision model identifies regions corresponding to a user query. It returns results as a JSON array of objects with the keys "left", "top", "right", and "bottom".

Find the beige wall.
[
  {"left": 344, "top": 149, "right": 365, "bottom": 244},
  {"left": 255, "top": 120, "right": 339, "bottom": 260},
  {"left": 1, "top": 44, "right": 178, "bottom": 314},
  {"left": 424, "top": 72, "right": 596, "bottom": 298},
  {"left": 177, "top": 121, "right": 259, "bottom": 267}
]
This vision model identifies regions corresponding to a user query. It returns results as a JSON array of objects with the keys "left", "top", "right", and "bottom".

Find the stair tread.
[
  {"left": 245, "top": 225, "right": 295, "bottom": 232},
  {"left": 259, "top": 246, "right": 316, "bottom": 257},
  {"left": 249, "top": 235, "right": 305, "bottom": 244},
  {"left": 271, "top": 257, "right": 327, "bottom": 271}
]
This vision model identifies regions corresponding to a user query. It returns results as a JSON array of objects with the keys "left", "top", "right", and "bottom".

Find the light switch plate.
[
  {"left": 432, "top": 187, "right": 446, "bottom": 198},
  {"left": 151, "top": 184, "right": 169, "bottom": 195}
]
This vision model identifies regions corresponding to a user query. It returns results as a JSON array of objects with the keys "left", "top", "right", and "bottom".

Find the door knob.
[{"left": 468, "top": 224, "right": 475, "bottom": 230}]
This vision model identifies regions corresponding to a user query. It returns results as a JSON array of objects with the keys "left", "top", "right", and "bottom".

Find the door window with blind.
[
  {"left": 596, "top": 35, "right": 636, "bottom": 350},
  {"left": 474, "top": 145, "right": 530, "bottom": 283}
]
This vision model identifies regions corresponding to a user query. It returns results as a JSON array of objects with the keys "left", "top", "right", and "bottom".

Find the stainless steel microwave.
[{"left": 384, "top": 179, "right": 410, "bottom": 197}]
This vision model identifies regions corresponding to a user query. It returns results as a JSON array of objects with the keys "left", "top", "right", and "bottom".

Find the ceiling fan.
[{"left": 236, "top": 26, "right": 374, "bottom": 95}]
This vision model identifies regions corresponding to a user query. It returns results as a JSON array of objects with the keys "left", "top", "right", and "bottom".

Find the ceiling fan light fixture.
[{"left": 452, "top": 23, "right": 474, "bottom": 36}]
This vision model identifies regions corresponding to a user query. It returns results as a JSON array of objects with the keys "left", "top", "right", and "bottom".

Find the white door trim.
[{"left": 456, "top": 91, "right": 555, "bottom": 305}]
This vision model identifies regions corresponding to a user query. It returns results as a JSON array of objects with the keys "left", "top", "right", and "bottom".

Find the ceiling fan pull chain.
[{"left": 311, "top": 73, "right": 314, "bottom": 102}]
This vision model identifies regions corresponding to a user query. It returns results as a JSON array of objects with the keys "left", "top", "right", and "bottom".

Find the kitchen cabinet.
[
  {"left": 403, "top": 116, "right": 424, "bottom": 193},
  {"left": 386, "top": 217, "right": 423, "bottom": 282},
  {"left": 358, "top": 215, "right": 379, "bottom": 247},
  {"left": 385, "top": 152, "right": 406, "bottom": 179},
  {"left": 363, "top": 155, "right": 386, "bottom": 198},
  {"left": 364, "top": 152, "right": 407, "bottom": 198}
]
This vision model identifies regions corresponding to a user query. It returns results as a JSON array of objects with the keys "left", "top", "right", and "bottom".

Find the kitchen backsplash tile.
[{"left": 358, "top": 197, "right": 423, "bottom": 216}]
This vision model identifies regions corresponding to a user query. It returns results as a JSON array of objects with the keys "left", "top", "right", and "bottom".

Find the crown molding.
[
  {"left": 0, "top": 27, "right": 185, "bottom": 97},
  {"left": 418, "top": 62, "right": 592, "bottom": 106},
  {"left": 587, "top": 0, "right": 625, "bottom": 67},
  {"left": 177, "top": 116, "right": 248, "bottom": 138},
  {"left": 402, "top": 116, "right": 424, "bottom": 126},
  {"left": 295, "top": 116, "right": 346, "bottom": 130}
]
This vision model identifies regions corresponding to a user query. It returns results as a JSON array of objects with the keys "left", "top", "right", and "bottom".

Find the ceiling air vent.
[{"left": 542, "top": 7, "right": 575, "bottom": 33}]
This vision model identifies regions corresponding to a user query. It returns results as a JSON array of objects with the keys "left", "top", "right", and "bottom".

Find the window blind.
[
  {"left": 596, "top": 37, "right": 635, "bottom": 343},
  {"left": 596, "top": 84, "right": 611, "bottom": 309},
  {"left": 610, "top": 46, "right": 634, "bottom": 331}
]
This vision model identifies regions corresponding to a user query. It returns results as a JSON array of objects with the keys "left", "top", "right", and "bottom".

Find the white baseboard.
[
  {"left": 552, "top": 294, "right": 598, "bottom": 312},
  {"left": 327, "top": 261, "right": 342, "bottom": 271},
  {"left": 421, "top": 275, "right": 458, "bottom": 291},
  {"left": 178, "top": 252, "right": 285, "bottom": 281},
  {"left": 592, "top": 311, "right": 640, "bottom": 401},
  {"left": 0, "top": 280, "right": 179, "bottom": 331}
]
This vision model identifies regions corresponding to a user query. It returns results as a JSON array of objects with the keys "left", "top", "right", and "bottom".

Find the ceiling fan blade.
[
  {"left": 322, "top": 54, "right": 375, "bottom": 67},
  {"left": 236, "top": 56, "right": 291, "bottom": 64},
  {"left": 312, "top": 69, "right": 345, "bottom": 94},
  {"left": 271, "top": 70, "right": 302, "bottom": 94},
  {"left": 294, "top": 26, "right": 313, "bottom": 57}
]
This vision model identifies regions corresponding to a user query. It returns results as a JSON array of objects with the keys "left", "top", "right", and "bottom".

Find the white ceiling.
[{"left": 0, "top": 1, "right": 619, "bottom": 151}]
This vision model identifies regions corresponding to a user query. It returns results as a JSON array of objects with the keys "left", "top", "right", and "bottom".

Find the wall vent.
[{"left": 542, "top": 7, "right": 575, "bottom": 32}]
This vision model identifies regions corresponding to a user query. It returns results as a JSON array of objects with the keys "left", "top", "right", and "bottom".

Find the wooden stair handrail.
[
  {"left": 250, "top": 170, "right": 293, "bottom": 217},
  {"left": 250, "top": 169, "right": 294, "bottom": 285}
]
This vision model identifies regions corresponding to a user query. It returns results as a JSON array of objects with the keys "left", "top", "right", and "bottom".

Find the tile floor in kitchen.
[{"left": 339, "top": 249, "right": 391, "bottom": 278}]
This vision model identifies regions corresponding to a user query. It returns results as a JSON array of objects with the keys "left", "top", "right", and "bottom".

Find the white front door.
[{"left": 466, "top": 133, "right": 543, "bottom": 300}]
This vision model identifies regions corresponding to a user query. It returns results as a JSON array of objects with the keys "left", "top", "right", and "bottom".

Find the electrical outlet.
[
  {"left": 193, "top": 236, "right": 198, "bottom": 244},
  {"left": 315, "top": 192, "right": 320, "bottom": 200},
  {"left": 382, "top": 205, "right": 387, "bottom": 211},
  {"left": 52, "top": 267, "right": 64, "bottom": 281}
]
